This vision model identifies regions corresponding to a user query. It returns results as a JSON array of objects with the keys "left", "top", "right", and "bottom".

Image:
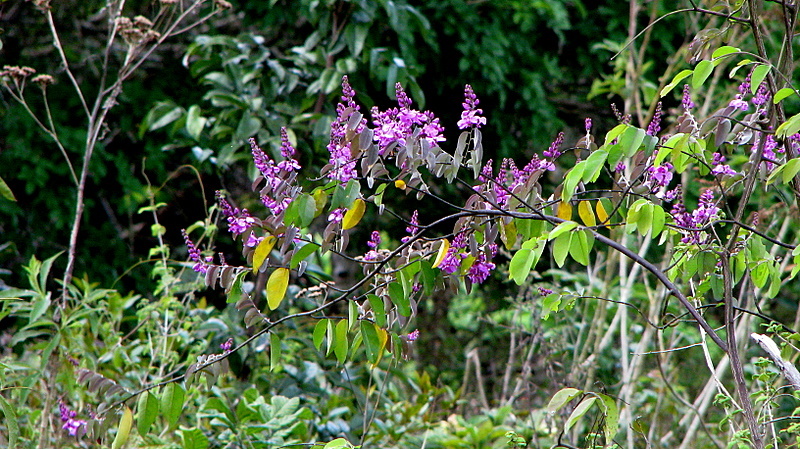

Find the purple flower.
[
  {"left": 277, "top": 128, "right": 301, "bottom": 172},
  {"left": 646, "top": 102, "right": 662, "bottom": 136},
  {"left": 220, "top": 337, "right": 233, "bottom": 352},
  {"left": 328, "top": 208, "right": 344, "bottom": 223},
  {"left": 614, "top": 162, "right": 626, "bottom": 173},
  {"left": 670, "top": 189, "right": 720, "bottom": 244},
  {"left": 467, "top": 252, "right": 496, "bottom": 284},
  {"left": 438, "top": 249, "right": 463, "bottom": 274},
  {"left": 182, "top": 229, "right": 208, "bottom": 274},
  {"left": 544, "top": 132, "right": 565, "bottom": 159},
  {"left": 246, "top": 233, "right": 264, "bottom": 248},
  {"left": 538, "top": 287, "right": 553, "bottom": 296},
  {"left": 647, "top": 162, "right": 674, "bottom": 193},
  {"left": 585, "top": 118, "right": 592, "bottom": 133},
  {"left": 728, "top": 94, "right": 749, "bottom": 111},
  {"left": 371, "top": 84, "right": 446, "bottom": 152},
  {"left": 327, "top": 76, "right": 364, "bottom": 183},
  {"left": 738, "top": 71, "right": 752, "bottom": 96},
  {"left": 406, "top": 329, "right": 420, "bottom": 341},
  {"left": 682, "top": 85, "right": 695, "bottom": 110},
  {"left": 401, "top": 210, "right": 419, "bottom": 243},
  {"left": 711, "top": 152, "right": 737, "bottom": 177},
  {"left": 457, "top": 84, "right": 487, "bottom": 129},
  {"left": 367, "top": 231, "right": 381, "bottom": 249},
  {"left": 227, "top": 209, "right": 256, "bottom": 235},
  {"left": 59, "top": 402, "right": 87, "bottom": 437},
  {"left": 752, "top": 81, "right": 770, "bottom": 106}
]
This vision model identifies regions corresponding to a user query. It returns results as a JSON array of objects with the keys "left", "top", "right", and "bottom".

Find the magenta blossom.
[
  {"left": 457, "top": 84, "right": 486, "bottom": 129},
  {"left": 59, "top": 402, "right": 87, "bottom": 437}
]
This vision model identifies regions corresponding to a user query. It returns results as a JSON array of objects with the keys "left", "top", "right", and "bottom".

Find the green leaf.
[
  {"left": 0, "top": 176, "right": 16, "bottom": 202},
  {"left": 777, "top": 112, "right": 800, "bottom": 139},
  {"left": 324, "top": 438, "right": 352, "bottom": 449},
  {"left": 185, "top": 105, "right": 207, "bottom": 140},
  {"left": 711, "top": 45, "right": 740, "bottom": 59},
  {"left": 562, "top": 161, "right": 587, "bottom": 202},
  {"left": 360, "top": 321, "right": 385, "bottom": 364},
  {"left": 293, "top": 194, "right": 318, "bottom": 228},
  {"left": 270, "top": 332, "right": 281, "bottom": 371},
  {"left": 0, "top": 394, "right": 19, "bottom": 449},
  {"left": 549, "top": 221, "right": 579, "bottom": 240},
  {"left": 783, "top": 158, "right": 800, "bottom": 184},
  {"left": 565, "top": 396, "right": 597, "bottom": 432},
  {"left": 334, "top": 319, "right": 349, "bottom": 364},
  {"left": 582, "top": 149, "right": 608, "bottom": 183},
  {"left": 751, "top": 64, "right": 771, "bottom": 95},
  {"left": 226, "top": 270, "right": 247, "bottom": 304},
  {"left": 290, "top": 242, "right": 320, "bottom": 269},
  {"left": 181, "top": 427, "right": 209, "bottom": 449},
  {"left": 368, "top": 294, "right": 387, "bottom": 328},
  {"left": 651, "top": 204, "right": 667, "bottom": 237},
  {"left": 160, "top": 382, "right": 185, "bottom": 430},
  {"left": 136, "top": 392, "right": 159, "bottom": 436},
  {"left": 553, "top": 233, "right": 572, "bottom": 268},
  {"left": 547, "top": 387, "right": 583, "bottom": 413},
  {"left": 598, "top": 394, "right": 620, "bottom": 445},
  {"left": 111, "top": 406, "right": 133, "bottom": 449},
  {"left": 509, "top": 239, "right": 545, "bottom": 285},
  {"left": 603, "top": 123, "right": 628, "bottom": 145},
  {"left": 569, "top": 230, "right": 590, "bottom": 266},
  {"left": 692, "top": 60, "right": 714, "bottom": 90},
  {"left": 773, "top": 87, "right": 796, "bottom": 104},
  {"left": 619, "top": 125, "right": 646, "bottom": 157},
  {"left": 660, "top": 69, "right": 693, "bottom": 97},
  {"left": 388, "top": 282, "right": 411, "bottom": 317},
  {"left": 313, "top": 319, "right": 327, "bottom": 351},
  {"left": 266, "top": 268, "right": 290, "bottom": 310}
]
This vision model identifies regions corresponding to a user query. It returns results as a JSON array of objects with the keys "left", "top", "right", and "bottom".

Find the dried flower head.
[
  {"left": 133, "top": 15, "right": 153, "bottom": 29},
  {"left": 32, "top": 74, "right": 55, "bottom": 87},
  {"left": 1, "top": 65, "right": 36, "bottom": 82},
  {"left": 215, "top": 0, "right": 233, "bottom": 9}
]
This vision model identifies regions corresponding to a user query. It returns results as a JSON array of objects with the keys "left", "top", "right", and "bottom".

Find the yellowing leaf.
[
  {"left": 252, "top": 234, "right": 276, "bottom": 274},
  {"left": 578, "top": 201, "right": 596, "bottom": 227},
  {"left": 313, "top": 188, "right": 328, "bottom": 213},
  {"left": 342, "top": 198, "right": 366, "bottom": 230},
  {"left": 111, "top": 406, "right": 133, "bottom": 449},
  {"left": 557, "top": 201, "right": 573, "bottom": 221},
  {"left": 432, "top": 239, "right": 451, "bottom": 268},
  {"left": 267, "top": 268, "right": 290, "bottom": 310},
  {"left": 395, "top": 179, "right": 407, "bottom": 190},
  {"left": 596, "top": 200, "right": 609, "bottom": 224}
]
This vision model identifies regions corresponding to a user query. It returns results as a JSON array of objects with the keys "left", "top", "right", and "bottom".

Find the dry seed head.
[
  {"left": 215, "top": 0, "right": 232, "bottom": 9},
  {"left": 115, "top": 17, "right": 133, "bottom": 31},
  {"left": 132, "top": 15, "right": 153, "bottom": 29},
  {"left": 1, "top": 65, "right": 36, "bottom": 81},
  {"left": 32, "top": 74, "right": 55, "bottom": 87}
]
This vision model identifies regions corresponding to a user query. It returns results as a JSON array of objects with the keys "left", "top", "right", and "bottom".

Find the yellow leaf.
[
  {"left": 395, "top": 179, "right": 407, "bottom": 190},
  {"left": 596, "top": 200, "right": 609, "bottom": 224},
  {"left": 432, "top": 239, "right": 451, "bottom": 268},
  {"left": 111, "top": 406, "right": 133, "bottom": 449},
  {"left": 252, "top": 234, "right": 276, "bottom": 274},
  {"left": 557, "top": 201, "right": 573, "bottom": 221},
  {"left": 313, "top": 188, "right": 328, "bottom": 214},
  {"left": 578, "top": 201, "right": 596, "bottom": 227},
  {"left": 267, "top": 268, "right": 290, "bottom": 310},
  {"left": 342, "top": 198, "right": 366, "bottom": 230}
]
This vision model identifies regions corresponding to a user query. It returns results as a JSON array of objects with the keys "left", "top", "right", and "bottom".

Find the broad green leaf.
[
  {"left": 569, "top": 230, "right": 590, "bottom": 266},
  {"left": 582, "top": 149, "right": 608, "bottom": 183},
  {"left": 388, "top": 282, "right": 411, "bottom": 317},
  {"left": 185, "top": 105, "right": 207, "bottom": 140},
  {"left": 636, "top": 203, "right": 653, "bottom": 235},
  {"left": 324, "top": 438, "right": 352, "bottom": 449},
  {"left": 562, "top": 162, "right": 586, "bottom": 202},
  {"left": 776, "top": 112, "right": 800, "bottom": 139},
  {"left": 252, "top": 235, "right": 276, "bottom": 274},
  {"left": 553, "top": 233, "right": 572, "bottom": 268},
  {"left": 0, "top": 176, "right": 16, "bottom": 202},
  {"left": 360, "top": 321, "right": 385, "bottom": 364},
  {"left": 111, "top": 406, "right": 133, "bottom": 449},
  {"left": 752, "top": 262, "right": 770, "bottom": 289},
  {"left": 313, "top": 319, "right": 327, "bottom": 351},
  {"left": 773, "top": 87, "right": 796, "bottom": 104},
  {"left": 651, "top": 204, "right": 667, "bottom": 237},
  {"left": 619, "top": 126, "right": 646, "bottom": 157},
  {"left": 565, "top": 396, "right": 597, "bottom": 432},
  {"left": 294, "top": 194, "right": 318, "bottom": 227},
  {"left": 270, "top": 332, "right": 281, "bottom": 371},
  {"left": 660, "top": 69, "right": 693, "bottom": 97},
  {"left": 342, "top": 198, "right": 366, "bottom": 230},
  {"left": 0, "top": 394, "right": 19, "bottom": 449},
  {"left": 509, "top": 248, "right": 535, "bottom": 285},
  {"left": 692, "top": 60, "right": 714, "bottom": 90},
  {"left": 603, "top": 123, "right": 627, "bottom": 146},
  {"left": 751, "top": 64, "right": 771, "bottom": 95},
  {"left": 549, "top": 221, "right": 579, "bottom": 240},
  {"left": 598, "top": 394, "right": 620, "bottom": 445},
  {"left": 290, "top": 242, "right": 320, "bottom": 268},
  {"left": 783, "top": 158, "right": 800, "bottom": 184},
  {"left": 226, "top": 270, "right": 247, "bottom": 304},
  {"left": 334, "top": 319, "right": 349, "bottom": 364},
  {"left": 711, "top": 45, "right": 740, "bottom": 59},
  {"left": 541, "top": 293, "right": 562, "bottom": 320},
  {"left": 432, "top": 239, "right": 451, "bottom": 268},
  {"left": 160, "top": 383, "right": 185, "bottom": 430},
  {"left": 655, "top": 133, "right": 686, "bottom": 166},
  {"left": 267, "top": 268, "right": 290, "bottom": 310},
  {"left": 181, "top": 428, "right": 209, "bottom": 449},
  {"left": 547, "top": 387, "right": 583, "bottom": 413},
  {"left": 578, "top": 201, "right": 596, "bottom": 227},
  {"left": 367, "top": 294, "right": 386, "bottom": 328},
  {"left": 136, "top": 392, "right": 159, "bottom": 436}
]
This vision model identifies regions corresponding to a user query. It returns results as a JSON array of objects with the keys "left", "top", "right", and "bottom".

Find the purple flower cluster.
[
  {"left": 364, "top": 231, "right": 381, "bottom": 261},
  {"left": 670, "top": 189, "right": 720, "bottom": 244},
  {"left": 544, "top": 132, "right": 565, "bottom": 159},
  {"left": 647, "top": 162, "right": 674, "bottom": 193},
  {"left": 438, "top": 231, "right": 467, "bottom": 274},
  {"left": 711, "top": 152, "right": 737, "bottom": 176},
  {"left": 59, "top": 402, "right": 87, "bottom": 437},
  {"left": 328, "top": 208, "right": 344, "bottom": 223},
  {"left": 646, "top": 102, "right": 662, "bottom": 136},
  {"left": 182, "top": 229, "right": 210, "bottom": 274},
  {"left": 752, "top": 80, "right": 770, "bottom": 106},
  {"left": 467, "top": 244, "right": 497, "bottom": 284},
  {"left": 682, "top": 85, "right": 695, "bottom": 110},
  {"left": 538, "top": 287, "right": 554, "bottom": 296},
  {"left": 249, "top": 131, "right": 301, "bottom": 217},
  {"left": 371, "top": 83, "right": 445, "bottom": 152},
  {"left": 220, "top": 337, "right": 233, "bottom": 352},
  {"left": 327, "top": 76, "right": 365, "bottom": 183},
  {"left": 216, "top": 190, "right": 257, "bottom": 235},
  {"left": 753, "top": 133, "right": 782, "bottom": 171},
  {"left": 405, "top": 329, "right": 420, "bottom": 341},
  {"left": 401, "top": 210, "right": 419, "bottom": 243},
  {"left": 457, "top": 84, "right": 486, "bottom": 129},
  {"left": 584, "top": 118, "right": 592, "bottom": 133}
]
